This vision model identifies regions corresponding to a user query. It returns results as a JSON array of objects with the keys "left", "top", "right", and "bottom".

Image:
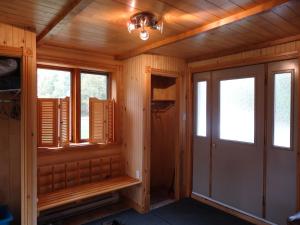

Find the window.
[
  {"left": 37, "top": 67, "right": 113, "bottom": 148},
  {"left": 220, "top": 77, "right": 255, "bottom": 143},
  {"left": 37, "top": 68, "right": 71, "bottom": 98},
  {"left": 37, "top": 68, "right": 71, "bottom": 147},
  {"left": 273, "top": 72, "right": 292, "bottom": 148},
  {"left": 196, "top": 81, "right": 207, "bottom": 137},
  {"left": 80, "top": 72, "right": 108, "bottom": 140}
]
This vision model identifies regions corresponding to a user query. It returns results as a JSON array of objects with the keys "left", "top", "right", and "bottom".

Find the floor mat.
[
  {"left": 85, "top": 198, "right": 254, "bottom": 225},
  {"left": 152, "top": 198, "right": 253, "bottom": 225},
  {"left": 85, "top": 210, "right": 169, "bottom": 225}
]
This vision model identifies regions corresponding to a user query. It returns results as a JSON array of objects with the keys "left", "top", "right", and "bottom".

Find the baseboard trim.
[
  {"left": 150, "top": 199, "right": 176, "bottom": 210},
  {"left": 122, "top": 195, "right": 145, "bottom": 214},
  {"left": 191, "top": 193, "right": 276, "bottom": 225}
]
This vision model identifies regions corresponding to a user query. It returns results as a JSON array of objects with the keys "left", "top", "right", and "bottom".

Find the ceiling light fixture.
[{"left": 128, "top": 11, "right": 163, "bottom": 41}]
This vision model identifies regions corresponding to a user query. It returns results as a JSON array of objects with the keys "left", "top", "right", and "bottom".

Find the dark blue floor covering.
[{"left": 85, "top": 198, "right": 254, "bottom": 225}]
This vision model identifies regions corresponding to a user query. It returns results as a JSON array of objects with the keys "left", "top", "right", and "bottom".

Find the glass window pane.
[
  {"left": 37, "top": 68, "right": 71, "bottom": 98},
  {"left": 220, "top": 77, "right": 255, "bottom": 143},
  {"left": 273, "top": 72, "right": 292, "bottom": 148},
  {"left": 81, "top": 72, "right": 108, "bottom": 140},
  {"left": 196, "top": 81, "right": 207, "bottom": 137}
]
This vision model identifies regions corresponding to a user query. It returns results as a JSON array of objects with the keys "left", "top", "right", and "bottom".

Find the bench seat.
[{"left": 38, "top": 175, "right": 141, "bottom": 211}]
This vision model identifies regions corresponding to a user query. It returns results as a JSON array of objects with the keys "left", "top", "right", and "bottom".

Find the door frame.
[
  {"left": 185, "top": 51, "right": 300, "bottom": 222},
  {"left": 143, "top": 67, "right": 182, "bottom": 211},
  {"left": 0, "top": 45, "right": 37, "bottom": 225}
]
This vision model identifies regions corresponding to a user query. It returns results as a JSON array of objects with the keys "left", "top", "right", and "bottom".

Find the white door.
[
  {"left": 266, "top": 59, "right": 299, "bottom": 225},
  {"left": 192, "top": 61, "right": 299, "bottom": 223},
  {"left": 211, "top": 65, "right": 265, "bottom": 217}
]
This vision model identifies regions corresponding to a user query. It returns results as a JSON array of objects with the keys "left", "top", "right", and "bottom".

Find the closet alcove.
[{"left": 150, "top": 75, "right": 177, "bottom": 206}]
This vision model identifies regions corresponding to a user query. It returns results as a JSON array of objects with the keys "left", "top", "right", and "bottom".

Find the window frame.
[
  {"left": 37, "top": 65, "right": 111, "bottom": 146},
  {"left": 271, "top": 69, "right": 295, "bottom": 150},
  {"left": 79, "top": 70, "right": 110, "bottom": 142}
]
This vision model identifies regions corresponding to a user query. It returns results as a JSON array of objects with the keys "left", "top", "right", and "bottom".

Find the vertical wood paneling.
[
  {"left": 0, "top": 22, "right": 36, "bottom": 225},
  {"left": 151, "top": 106, "right": 176, "bottom": 189},
  {"left": 122, "top": 54, "right": 186, "bottom": 211},
  {"left": 122, "top": 56, "right": 145, "bottom": 209},
  {"left": 189, "top": 40, "right": 300, "bottom": 68}
]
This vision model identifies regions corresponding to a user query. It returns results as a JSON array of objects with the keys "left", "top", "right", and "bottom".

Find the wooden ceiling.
[
  {"left": 149, "top": 0, "right": 300, "bottom": 60},
  {"left": 0, "top": 0, "right": 70, "bottom": 33},
  {"left": 1, "top": 0, "right": 300, "bottom": 61}
]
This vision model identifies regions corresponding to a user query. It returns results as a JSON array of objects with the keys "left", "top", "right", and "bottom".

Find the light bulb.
[
  {"left": 157, "top": 21, "right": 163, "bottom": 33},
  {"left": 128, "top": 23, "right": 135, "bottom": 33},
  {"left": 139, "top": 30, "right": 149, "bottom": 41}
]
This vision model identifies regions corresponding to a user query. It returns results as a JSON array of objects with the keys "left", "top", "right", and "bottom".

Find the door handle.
[{"left": 212, "top": 143, "right": 216, "bottom": 148}]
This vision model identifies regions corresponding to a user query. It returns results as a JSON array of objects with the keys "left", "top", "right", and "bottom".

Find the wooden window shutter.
[
  {"left": 89, "top": 98, "right": 115, "bottom": 144},
  {"left": 106, "top": 100, "right": 115, "bottom": 143},
  {"left": 59, "top": 97, "right": 70, "bottom": 147},
  {"left": 37, "top": 99, "right": 59, "bottom": 147}
]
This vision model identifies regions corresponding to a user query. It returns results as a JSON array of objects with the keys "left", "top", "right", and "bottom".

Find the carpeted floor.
[{"left": 84, "top": 198, "right": 254, "bottom": 225}]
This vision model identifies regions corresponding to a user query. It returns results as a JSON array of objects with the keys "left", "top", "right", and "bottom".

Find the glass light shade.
[
  {"left": 156, "top": 21, "right": 163, "bottom": 33},
  {"left": 139, "top": 30, "right": 149, "bottom": 40},
  {"left": 128, "top": 23, "right": 135, "bottom": 33}
]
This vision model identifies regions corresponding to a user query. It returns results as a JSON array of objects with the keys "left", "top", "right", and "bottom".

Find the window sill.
[{"left": 38, "top": 142, "right": 121, "bottom": 155}]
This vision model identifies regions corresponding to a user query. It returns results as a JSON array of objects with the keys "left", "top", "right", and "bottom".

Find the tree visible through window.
[
  {"left": 81, "top": 72, "right": 108, "bottom": 140},
  {"left": 37, "top": 68, "right": 71, "bottom": 98}
]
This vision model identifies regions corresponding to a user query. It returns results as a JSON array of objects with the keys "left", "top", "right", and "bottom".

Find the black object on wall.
[{"left": 0, "top": 57, "right": 21, "bottom": 91}]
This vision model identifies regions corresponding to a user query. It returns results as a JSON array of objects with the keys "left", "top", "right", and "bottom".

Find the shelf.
[{"left": 0, "top": 89, "right": 21, "bottom": 93}]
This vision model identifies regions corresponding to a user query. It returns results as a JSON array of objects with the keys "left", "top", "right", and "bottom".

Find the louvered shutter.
[
  {"left": 59, "top": 97, "right": 70, "bottom": 147},
  {"left": 106, "top": 100, "right": 115, "bottom": 143},
  {"left": 89, "top": 98, "right": 115, "bottom": 144},
  {"left": 37, "top": 99, "right": 59, "bottom": 147}
]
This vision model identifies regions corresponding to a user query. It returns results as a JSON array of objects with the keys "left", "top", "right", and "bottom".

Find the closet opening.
[
  {"left": 0, "top": 56, "right": 22, "bottom": 225},
  {"left": 150, "top": 74, "right": 178, "bottom": 208}
]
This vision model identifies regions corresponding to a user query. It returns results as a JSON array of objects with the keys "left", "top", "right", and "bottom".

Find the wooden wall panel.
[
  {"left": 0, "top": 114, "right": 21, "bottom": 225},
  {"left": 188, "top": 41, "right": 300, "bottom": 69},
  {"left": 37, "top": 45, "right": 122, "bottom": 70},
  {"left": 122, "top": 54, "right": 187, "bottom": 211},
  {"left": 151, "top": 106, "right": 176, "bottom": 189},
  {"left": 122, "top": 55, "right": 145, "bottom": 210},
  {"left": 0, "top": 22, "right": 36, "bottom": 225},
  {"left": 38, "top": 145, "right": 122, "bottom": 167}
]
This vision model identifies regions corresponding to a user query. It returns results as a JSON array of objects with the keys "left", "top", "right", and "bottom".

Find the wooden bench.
[
  {"left": 37, "top": 155, "right": 141, "bottom": 211},
  {"left": 38, "top": 175, "right": 141, "bottom": 211}
]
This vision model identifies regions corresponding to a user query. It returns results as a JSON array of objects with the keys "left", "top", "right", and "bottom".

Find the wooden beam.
[
  {"left": 188, "top": 33, "right": 300, "bottom": 63},
  {"left": 189, "top": 51, "right": 299, "bottom": 73},
  {"left": 37, "top": 0, "right": 94, "bottom": 45},
  {"left": 116, "top": 0, "right": 289, "bottom": 60}
]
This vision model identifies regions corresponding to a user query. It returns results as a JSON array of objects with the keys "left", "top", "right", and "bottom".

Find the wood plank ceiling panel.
[
  {"left": 43, "top": 0, "right": 271, "bottom": 55},
  {"left": 0, "top": 0, "right": 70, "bottom": 33},
  {"left": 0, "top": 0, "right": 297, "bottom": 59},
  {"left": 149, "top": 0, "right": 300, "bottom": 59}
]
